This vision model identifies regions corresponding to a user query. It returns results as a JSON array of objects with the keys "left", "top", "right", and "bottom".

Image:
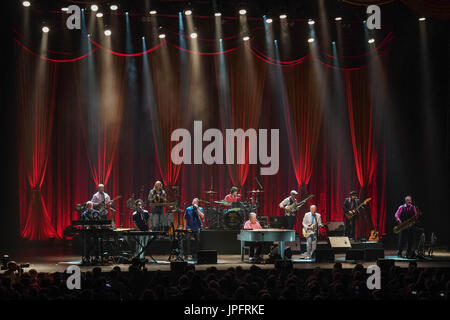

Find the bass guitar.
[
  {"left": 284, "top": 195, "right": 314, "bottom": 215},
  {"left": 344, "top": 198, "right": 372, "bottom": 220}
]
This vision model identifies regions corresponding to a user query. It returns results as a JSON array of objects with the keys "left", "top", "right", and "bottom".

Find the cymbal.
[
  {"left": 198, "top": 199, "right": 210, "bottom": 204},
  {"left": 215, "top": 200, "right": 231, "bottom": 206},
  {"left": 248, "top": 190, "right": 264, "bottom": 193},
  {"left": 205, "top": 190, "right": 217, "bottom": 194}
]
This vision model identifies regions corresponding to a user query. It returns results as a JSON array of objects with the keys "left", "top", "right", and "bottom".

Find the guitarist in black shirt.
[{"left": 343, "top": 191, "right": 361, "bottom": 240}]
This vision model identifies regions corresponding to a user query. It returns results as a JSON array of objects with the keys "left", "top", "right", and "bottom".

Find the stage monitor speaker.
[
  {"left": 345, "top": 249, "right": 365, "bottom": 261},
  {"left": 328, "top": 236, "right": 351, "bottom": 248},
  {"left": 170, "top": 261, "right": 188, "bottom": 273},
  {"left": 377, "top": 258, "right": 395, "bottom": 270},
  {"left": 364, "top": 248, "right": 385, "bottom": 261},
  {"left": 316, "top": 249, "right": 335, "bottom": 262},
  {"left": 197, "top": 250, "right": 217, "bottom": 264}
]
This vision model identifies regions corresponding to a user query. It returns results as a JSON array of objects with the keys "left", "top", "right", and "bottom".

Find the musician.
[
  {"left": 148, "top": 181, "right": 167, "bottom": 231},
  {"left": 243, "top": 212, "right": 263, "bottom": 263},
  {"left": 302, "top": 205, "right": 323, "bottom": 260},
  {"left": 132, "top": 199, "right": 151, "bottom": 261},
  {"left": 343, "top": 191, "right": 362, "bottom": 240},
  {"left": 224, "top": 186, "right": 241, "bottom": 203},
  {"left": 279, "top": 190, "right": 299, "bottom": 230},
  {"left": 91, "top": 184, "right": 112, "bottom": 219},
  {"left": 81, "top": 201, "right": 101, "bottom": 263},
  {"left": 395, "top": 196, "right": 420, "bottom": 259},
  {"left": 184, "top": 198, "right": 204, "bottom": 261}
]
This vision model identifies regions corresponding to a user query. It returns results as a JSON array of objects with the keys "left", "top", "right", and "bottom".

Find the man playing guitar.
[
  {"left": 302, "top": 205, "right": 324, "bottom": 260},
  {"left": 279, "top": 190, "right": 299, "bottom": 230},
  {"left": 343, "top": 191, "right": 362, "bottom": 240},
  {"left": 91, "top": 184, "right": 114, "bottom": 220}
]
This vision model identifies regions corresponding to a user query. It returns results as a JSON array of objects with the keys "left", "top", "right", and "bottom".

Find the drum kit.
[{"left": 203, "top": 189, "right": 263, "bottom": 230}]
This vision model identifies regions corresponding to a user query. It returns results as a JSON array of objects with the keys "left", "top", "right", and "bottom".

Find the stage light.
[
  {"left": 42, "top": 26, "right": 49, "bottom": 33},
  {"left": 150, "top": 10, "right": 157, "bottom": 15},
  {"left": 418, "top": 17, "right": 426, "bottom": 21},
  {"left": 159, "top": 34, "right": 166, "bottom": 39},
  {"left": 61, "top": 7, "right": 68, "bottom": 12},
  {"left": 308, "top": 38, "right": 315, "bottom": 43},
  {"left": 308, "top": 19, "right": 315, "bottom": 25},
  {"left": 335, "top": 17, "right": 342, "bottom": 21},
  {"left": 266, "top": 18, "right": 273, "bottom": 24},
  {"left": 104, "top": 29, "right": 111, "bottom": 36},
  {"left": 215, "top": 12, "right": 221, "bottom": 17},
  {"left": 96, "top": 12, "right": 103, "bottom": 18},
  {"left": 110, "top": 5, "right": 118, "bottom": 11},
  {"left": 368, "top": 38, "right": 375, "bottom": 44},
  {"left": 280, "top": 14, "right": 287, "bottom": 19},
  {"left": 185, "top": 10, "right": 192, "bottom": 16},
  {"left": 190, "top": 32, "right": 198, "bottom": 38},
  {"left": 22, "top": 1, "right": 30, "bottom": 7},
  {"left": 239, "top": 9, "right": 247, "bottom": 15},
  {"left": 91, "top": 4, "right": 98, "bottom": 12},
  {"left": 243, "top": 36, "right": 250, "bottom": 41}
]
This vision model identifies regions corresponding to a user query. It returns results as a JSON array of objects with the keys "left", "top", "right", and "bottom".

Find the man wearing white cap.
[{"left": 279, "top": 190, "right": 299, "bottom": 230}]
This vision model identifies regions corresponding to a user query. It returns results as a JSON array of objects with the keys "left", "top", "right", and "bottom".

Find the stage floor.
[{"left": 2, "top": 243, "right": 450, "bottom": 274}]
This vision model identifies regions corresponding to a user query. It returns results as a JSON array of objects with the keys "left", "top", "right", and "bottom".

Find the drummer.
[{"left": 224, "top": 186, "right": 241, "bottom": 203}]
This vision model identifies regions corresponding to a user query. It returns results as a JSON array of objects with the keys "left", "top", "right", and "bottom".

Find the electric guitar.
[
  {"left": 344, "top": 198, "right": 372, "bottom": 220},
  {"left": 302, "top": 220, "right": 329, "bottom": 238},
  {"left": 284, "top": 195, "right": 314, "bottom": 215}
]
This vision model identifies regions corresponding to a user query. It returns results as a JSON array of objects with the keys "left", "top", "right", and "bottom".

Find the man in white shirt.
[
  {"left": 279, "top": 190, "right": 299, "bottom": 230},
  {"left": 302, "top": 205, "right": 323, "bottom": 259},
  {"left": 91, "top": 183, "right": 112, "bottom": 219}
]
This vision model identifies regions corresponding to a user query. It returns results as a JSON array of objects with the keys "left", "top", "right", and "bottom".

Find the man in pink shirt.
[
  {"left": 243, "top": 212, "right": 263, "bottom": 262},
  {"left": 224, "top": 186, "right": 241, "bottom": 203}
]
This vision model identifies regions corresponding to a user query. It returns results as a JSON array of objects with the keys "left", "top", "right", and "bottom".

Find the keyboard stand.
[{"left": 132, "top": 234, "right": 158, "bottom": 263}]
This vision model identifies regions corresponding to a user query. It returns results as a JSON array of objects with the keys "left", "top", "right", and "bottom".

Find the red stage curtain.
[
  {"left": 344, "top": 68, "right": 385, "bottom": 237},
  {"left": 148, "top": 46, "right": 186, "bottom": 187},
  {"left": 281, "top": 61, "right": 325, "bottom": 233},
  {"left": 224, "top": 48, "right": 267, "bottom": 188},
  {"left": 16, "top": 52, "right": 58, "bottom": 240}
]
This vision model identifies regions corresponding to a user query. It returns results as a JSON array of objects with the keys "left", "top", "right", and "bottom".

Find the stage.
[{"left": 3, "top": 242, "right": 450, "bottom": 274}]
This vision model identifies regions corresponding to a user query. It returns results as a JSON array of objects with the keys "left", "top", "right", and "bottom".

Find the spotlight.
[
  {"left": 368, "top": 38, "right": 375, "bottom": 44},
  {"left": 239, "top": 9, "right": 246, "bottom": 15},
  {"left": 61, "top": 7, "right": 68, "bottom": 12},
  {"left": 96, "top": 12, "right": 103, "bottom": 18},
  {"left": 159, "top": 34, "right": 166, "bottom": 39},
  {"left": 280, "top": 14, "right": 287, "bottom": 19},
  {"left": 104, "top": 29, "right": 111, "bottom": 36},
  {"left": 149, "top": 10, "right": 157, "bottom": 15},
  {"left": 185, "top": 10, "right": 192, "bottom": 16},
  {"left": 215, "top": 12, "right": 222, "bottom": 17},
  {"left": 42, "top": 26, "right": 50, "bottom": 33},
  {"left": 22, "top": 1, "right": 30, "bottom": 7},
  {"left": 335, "top": 17, "right": 342, "bottom": 21},
  {"left": 243, "top": 36, "right": 250, "bottom": 41},
  {"left": 418, "top": 17, "right": 426, "bottom": 21},
  {"left": 190, "top": 32, "right": 197, "bottom": 39},
  {"left": 266, "top": 18, "right": 273, "bottom": 24},
  {"left": 308, "top": 19, "right": 315, "bottom": 25},
  {"left": 110, "top": 5, "right": 118, "bottom": 11},
  {"left": 91, "top": 4, "right": 99, "bottom": 12},
  {"left": 308, "top": 38, "right": 314, "bottom": 43}
]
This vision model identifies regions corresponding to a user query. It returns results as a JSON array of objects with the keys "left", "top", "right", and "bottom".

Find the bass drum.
[{"left": 224, "top": 209, "right": 243, "bottom": 230}]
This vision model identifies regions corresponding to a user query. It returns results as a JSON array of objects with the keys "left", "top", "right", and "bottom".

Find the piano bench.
[{"left": 241, "top": 246, "right": 251, "bottom": 262}]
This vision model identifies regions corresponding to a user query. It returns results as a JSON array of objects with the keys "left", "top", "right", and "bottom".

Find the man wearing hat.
[
  {"left": 279, "top": 190, "right": 299, "bottom": 230},
  {"left": 343, "top": 191, "right": 361, "bottom": 240}
]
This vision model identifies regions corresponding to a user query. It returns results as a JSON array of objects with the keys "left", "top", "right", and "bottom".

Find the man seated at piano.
[
  {"left": 224, "top": 186, "right": 241, "bottom": 203},
  {"left": 243, "top": 212, "right": 264, "bottom": 263},
  {"left": 132, "top": 199, "right": 151, "bottom": 261}
]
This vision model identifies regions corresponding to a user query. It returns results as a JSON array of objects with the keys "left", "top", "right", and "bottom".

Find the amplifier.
[
  {"left": 316, "top": 248, "right": 335, "bottom": 262},
  {"left": 197, "top": 250, "right": 217, "bottom": 264},
  {"left": 345, "top": 249, "right": 365, "bottom": 261}
]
